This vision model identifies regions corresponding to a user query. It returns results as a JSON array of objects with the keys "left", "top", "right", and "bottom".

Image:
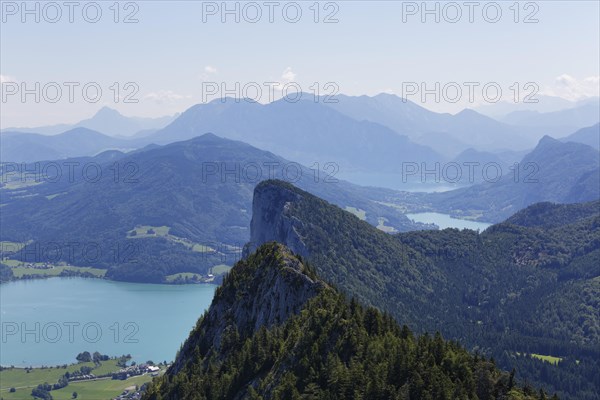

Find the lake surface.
[
  {"left": 337, "top": 172, "right": 471, "bottom": 193},
  {"left": 0, "top": 278, "right": 216, "bottom": 367},
  {"left": 406, "top": 212, "right": 492, "bottom": 231}
]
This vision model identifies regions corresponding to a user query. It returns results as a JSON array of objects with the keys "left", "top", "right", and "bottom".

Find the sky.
[{"left": 1, "top": 0, "right": 599, "bottom": 128}]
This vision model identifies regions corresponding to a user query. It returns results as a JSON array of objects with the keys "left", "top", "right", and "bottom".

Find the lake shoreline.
[
  {"left": 1, "top": 278, "right": 217, "bottom": 367},
  {"left": 0, "top": 263, "right": 227, "bottom": 286},
  {"left": 406, "top": 212, "right": 493, "bottom": 231}
]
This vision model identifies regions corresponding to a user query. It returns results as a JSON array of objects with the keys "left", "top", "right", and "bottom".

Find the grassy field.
[
  {"left": 0, "top": 360, "right": 155, "bottom": 400},
  {"left": 2, "top": 259, "right": 22, "bottom": 267},
  {"left": 45, "top": 192, "right": 66, "bottom": 200},
  {"left": 373, "top": 201, "right": 410, "bottom": 213},
  {"left": 191, "top": 243, "right": 213, "bottom": 252},
  {"left": 84, "top": 360, "right": 122, "bottom": 376},
  {"left": 169, "top": 237, "right": 213, "bottom": 253},
  {"left": 1, "top": 362, "right": 95, "bottom": 391},
  {"left": 345, "top": 206, "right": 367, "bottom": 221},
  {"left": 0, "top": 375, "right": 152, "bottom": 400},
  {"left": 51, "top": 374, "right": 152, "bottom": 400},
  {"left": 127, "top": 225, "right": 214, "bottom": 253},
  {"left": 0, "top": 241, "right": 27, "bottom": 254},
  {"left": 128, "top": 225, "right": 171, "bottom": 237},
  {"left": 8, "top": 265, "right": 106, "bottom": 278},
  {"left": 0, "top": 360, "right": 122, "bottom": 390},
  {"left": 165, "top": 272, "right": 203, "bottom": 282},
  {"left": 531, "top": 353, "right": 563, "bottom": 365},
  {"left": 0, "top": 179, "right": 42, "bottom": 190},
  {"left": 211, "top": 264, "right": 232, "bottom": 275},
  {"left": 376, "top": 217, "right": 398, "bottom": 233},
  {"left": 515, "top": 352, "right": 563, "bottom": 365}
]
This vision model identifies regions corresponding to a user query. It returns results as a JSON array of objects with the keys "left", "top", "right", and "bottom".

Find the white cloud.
[
  {"left": 541, "top": 74, "right": 600, "bottom": 100},
  {"left": 145, "top": 90, "right": 191, "bottom": 103},
  {"left": 281, "top": 67, "right": 296, "bottom": 82},
  {"left": 270, "top": 67, "right": 299, "bottom": 93},
  {"left": 199, "top": 65, "right": 219, "bottom": 80}
]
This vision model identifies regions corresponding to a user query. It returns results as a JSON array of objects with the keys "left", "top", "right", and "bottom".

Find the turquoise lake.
[
  {"left": 0, "top": 278, "right": 216, "bottom": 367},
  {"left": 406, "top": 212, "right": 493, "bottom": 231},
  {"left": 337, "top": 172, "right": 468, "bottom": 193},
  {"left": 0, "top": 213, "right": 490, "bottom": 368}
]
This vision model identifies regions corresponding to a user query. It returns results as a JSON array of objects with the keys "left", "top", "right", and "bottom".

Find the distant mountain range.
[
  {"left": 147, "top": 97, "right": 443, "bottom": 172},
  {"left": 323, "top": 93, "right": 548, "bottom": 155},
  {"left": 561, "top": 123, "right": 600, "bottom": 149},
  {"left": 0, "top": 128, "right": 136, "bottom": 162},
  {"left": 2, "top": 106, "right": 177, "bottom": 137},
  {"left": 138, "top": 95, "right": 598, "bottom": 170},
  {"left": 2, "top": 98, "right": 444, "bottom": 172},
  {"left": 245, "top": 179, "right": 600, "bottom": 399},
  {"left": 2, "top": 96, "right": 598, "bottom": 190},
  {"left": 500, "top": 99, "right": 600, "bottom": 132},
  {"left": 474, "top": 95, "right": 599, "bottom": 118},
  {"left": 0, "top": 133, "right": 431, "bottom": 282},
  {"left": 391, "top": 136, "right": 600, "bottom": 222}
]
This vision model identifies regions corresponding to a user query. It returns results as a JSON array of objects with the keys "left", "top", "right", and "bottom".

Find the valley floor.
[{"left": 0, "top": 359, "right": 165, "bottom": 400}]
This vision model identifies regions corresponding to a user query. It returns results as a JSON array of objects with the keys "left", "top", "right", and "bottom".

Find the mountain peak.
[
  {"left": 192, "top": 132, "right": 221, "bottom": 141},
  {"left": 93, "top": 106, "right": 123, "bottom": 119},
  {"left": 537, "top": 134, "right": 560, "bottom": 146},
  {"left": 539, "top": 135, "right": 560, "bottom": 143},
  {"left": 170, "top": 242, "right": 325, "bottom": 374},
  {"left": 59, "top": 127, "right": 106, "bottom": 137},
  {"left": 145, "top": 183, "right": 572, "bottom": 399},
  {"left": 454, "top": 108, "right": 488, "bottom": 119},
  {"left": 175, "top": 133, "right": 255, "bottom": 149},
  {"left": 246, "top": 180, "right": 308, "bottom": 258}
]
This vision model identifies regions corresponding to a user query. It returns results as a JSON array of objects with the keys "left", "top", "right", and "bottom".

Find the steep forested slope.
[
  {"left": 246, "top": 180, "right": 600, "bottom": 399},
  {"left": 143, "top": 243, "right": 549, "bottom": 400}
]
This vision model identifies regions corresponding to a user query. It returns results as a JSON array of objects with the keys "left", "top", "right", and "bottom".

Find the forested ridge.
[
  {"left": 246, "top": 181, "right": 599, "bottom": 399},
  {"left": 0, "top": 134, "right": 427, "bottom": 283},
  {"left": 143, "top": 243, "right": 553, "bottom": 400}
]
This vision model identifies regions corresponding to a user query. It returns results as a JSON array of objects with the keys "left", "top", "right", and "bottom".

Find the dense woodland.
[
  {"left": 2, "top": 147, "right": 598, "bottom": 397},
  {"left": 0, "top": 135, "right": 424, "bottom": 283},
  {"left": 0, "top": 263, "right": 14, "bottom": 282},
  {"left": 247, "top": 181, "right": 599, "bottom": 399},
  {"left": 143, "top": 243, "right": 553, "bottom": 400}
]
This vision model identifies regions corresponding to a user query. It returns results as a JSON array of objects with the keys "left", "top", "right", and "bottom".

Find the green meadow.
[
  {"left": 127, "top": 225, "right": 214, "bottom": 252},
  {"left": 210, "top": 264, "right": 232, "bottom": 275},
  {"left": 376, "top": 217, "right": 398, "bottom": 233},
  {"left": 8, "top": 265, "right": 106, "bottom": 279},
  {"left": 344, "top": 206, "right": 367, "bottom": 220},
  {"left": 0, "top": 359, "right": 157, "bottom": 400}
]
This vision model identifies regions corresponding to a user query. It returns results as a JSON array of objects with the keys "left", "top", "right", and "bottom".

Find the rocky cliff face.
[
  {"left": 170, "top": 242, "right": 326, "bottom": 374},
  {"left": 244, "top": 180, "right": 310, "bottom": 259}
]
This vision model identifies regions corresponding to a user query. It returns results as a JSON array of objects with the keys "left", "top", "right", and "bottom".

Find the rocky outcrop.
[
  {"left": 244, "top": 180, "right": 309, "bottom": 259},
  {"left": 170, "top": 242, "right": 326, "bottom": 374}
]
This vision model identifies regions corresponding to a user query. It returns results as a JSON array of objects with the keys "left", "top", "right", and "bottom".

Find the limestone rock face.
[
  {"left": 244, "top": 180, "right": 309, "bottom": 259},
  {"left": 170, "top": 243, "right": 324, "bottom": 374}
]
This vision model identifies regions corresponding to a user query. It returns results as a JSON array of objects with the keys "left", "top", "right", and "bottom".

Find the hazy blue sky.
[{"left": 1, "top": 0, "right": 599, "bottom": 127}]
